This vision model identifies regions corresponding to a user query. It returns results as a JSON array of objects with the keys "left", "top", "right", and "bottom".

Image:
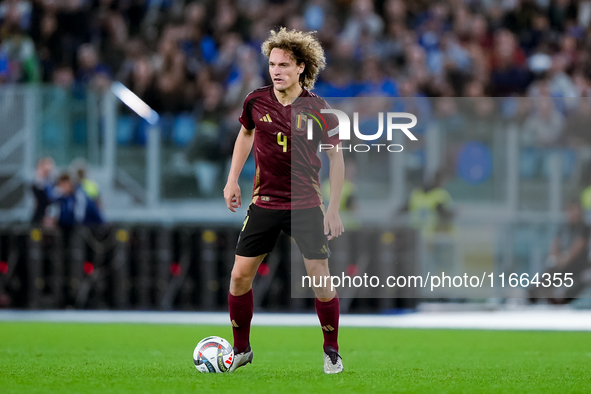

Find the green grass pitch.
[{"left": 1, "top": 322, "right": 591, "bottom": 393}]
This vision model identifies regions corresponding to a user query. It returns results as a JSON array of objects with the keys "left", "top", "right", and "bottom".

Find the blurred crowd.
[
  {"left": 2, "top": 0, "right": 591, "bottom": 106},
  {"left": 3, "top": 0, "right": 591, "bottom": 194}
]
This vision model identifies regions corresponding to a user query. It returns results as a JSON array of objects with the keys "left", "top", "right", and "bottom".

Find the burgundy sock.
[
  {"left": 315, "top": 294, "right": 340, "bottom": 352},
  {"left": 228, "top": 289, "right": 254, "bottom": 353}
]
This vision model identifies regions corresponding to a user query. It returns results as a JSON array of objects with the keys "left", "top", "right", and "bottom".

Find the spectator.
[
  {"left": 52, "top": 65, "right": 75, "bottom": 89},
  {"left": 501, "top": 0, "right": 540, "bottom": 36},
  {"left": 179, "top": 2, "right": 212, "bottom": 76},
  {"left": 557, "top": 34, "right": 579, "bottom": 70},
  {"left": 36, "top": 10, "right": 60, "bottom": 81},
  {"left": 546, "top": 54, "right": 578, "bottom": 101},
  {"left": 75, "top": 44, "right": 111, "bottom": 91},
  {"left": 51, "top": 172, "right": 104, "bottom": 230},
  {"left": 211, "top": 0, "right": 240, "bottom": 39},
  {"left": 489, "top": 29, "right": 530, "bottom": 96},
  {"left": 70, "top": 158, "right": 101, "bottom": 208},
  {"left": 304, "top": 0, "right": 329, "bottom": 31},
  {"left": 398, "top": 170, "right": 454, "bottom": 238},
  {"left": 125, "top": 55, "right": 160, "bottom": 111},
  {"left": 185, "top": 81, "right": 227, "bottom": 196},
  {"left": 521, "top": 96, "right": 564, "bottom": 147},
  {"left": 403, "top": 44, "right": 431, "bottom": 92},
  {"left": 520, "top": 12, "right": 552, "bottom": 55},
  {"left": 528, "top": 200, "right": 591, "bottom": 304},
  {"left": 548, "top": 0, "right": 578, "bottom": 32},
  {"left": 120, "top": 0, "right": 146, "bottom": 38},
  {"left": 56, "top": 0, "right": 90, "bottom": 67},
  {"left": 117, "top": 39, "right": 146, "bottom": 84},
  {"left": 214, "top": 32, "right": 244, "bottom": 82},
  {"left": 224, "top": 46, "right": 264, "bottom": 108},
  {"left": 31, "top": 157, "right": 55, "bottom": 225},
  {"left": 439, "top": 31, "right": 473, "bottom": 93},
  {"left": 0, "top": 23, "right": 40, "bottom": 83},
  {"left": 341, "top": 0, "right": 384, "bottom": 47},
  {"left": 376, "top": 19, "right": 408, "bottom": 68},
  {"left": 357, "top": 56, "right": 398, "bottom": 96},
  {"left": 96, "top": 2, "right": 129, "bottom": 75},
  {"left": 154, "top": 35, "right": 190, "bottom": 113},
  {"left": 384, "top": 0, "right": 408, "bottom": 26},
  {"left": 0, "top": 0, "right": 32, "bottom": 30}
]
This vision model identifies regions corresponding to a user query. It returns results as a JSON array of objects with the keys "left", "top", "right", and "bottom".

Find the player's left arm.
[{"left": 324, "top": 144, "right": 345, "bottom": 240}]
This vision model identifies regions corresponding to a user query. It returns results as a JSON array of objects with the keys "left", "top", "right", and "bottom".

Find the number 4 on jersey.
[{"left": 277, "top": 132, "right": 287, "bottom": 152}]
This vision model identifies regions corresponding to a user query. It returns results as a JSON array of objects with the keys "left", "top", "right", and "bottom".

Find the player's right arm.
[{"left": 224, "top": 125, "right": 254, "bottom": 212}]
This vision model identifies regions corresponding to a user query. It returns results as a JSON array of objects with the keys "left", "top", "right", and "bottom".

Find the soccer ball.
[{"left": 193, "top": 336, "right": 234, "bottom": 373}]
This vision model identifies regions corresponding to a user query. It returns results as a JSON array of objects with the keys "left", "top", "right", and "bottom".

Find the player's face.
[{"left": 269, "top": 48, "right": 304, "bottom": 93}]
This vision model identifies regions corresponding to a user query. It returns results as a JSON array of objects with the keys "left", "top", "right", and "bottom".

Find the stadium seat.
[
  {"left": 41, "top": 120, "right": 62, "bottom": 148},
  {"left": 172, "top": 114, "right": 196, "bottom": 146},
  {"left": 116, "top": 116, "right": 135, "bottom": 145}
]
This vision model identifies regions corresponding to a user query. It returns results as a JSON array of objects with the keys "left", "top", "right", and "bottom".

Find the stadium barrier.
[{"left": 0, "top": 225, "right": 419, "bottom": 312}]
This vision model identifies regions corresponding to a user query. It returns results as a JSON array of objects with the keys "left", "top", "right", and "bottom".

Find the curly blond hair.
[{"left": 261, "top": 27, "right": 326, "bottom": 90}]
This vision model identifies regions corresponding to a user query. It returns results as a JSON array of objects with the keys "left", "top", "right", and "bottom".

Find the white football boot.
[
  {"left": 323, "top": 346, "right": 343, "bottom": 374},
  {"left": 229, "top": 346, "right": 253, "bottom": 372}
]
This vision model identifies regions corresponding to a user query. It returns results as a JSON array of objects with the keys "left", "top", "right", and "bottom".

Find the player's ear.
[{"left": 297, "top": 62, "right": 305, "bottom": 75}]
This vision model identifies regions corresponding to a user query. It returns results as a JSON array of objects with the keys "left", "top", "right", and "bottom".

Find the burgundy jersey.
[{"left": 239, "top": 86, "right": 340, "bottom": 210}]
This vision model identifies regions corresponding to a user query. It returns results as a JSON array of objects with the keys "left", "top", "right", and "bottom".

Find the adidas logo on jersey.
[{"left": 260, "top": 114, "right": 272, "bottom": 122}]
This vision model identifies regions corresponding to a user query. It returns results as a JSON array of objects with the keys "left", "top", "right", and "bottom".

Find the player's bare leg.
[
  {"left": 228, "top": 254, "right": 266, "bottom": 372},
  {"left": 230, "top": 254, "right": 266, "bottom": 296},
  {"left": 304, "top": 258, "right": 343, "bottom": 374}
]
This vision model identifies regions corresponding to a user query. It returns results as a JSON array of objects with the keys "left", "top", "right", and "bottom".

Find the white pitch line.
[{"left": 0, "top": 310, "right": 591, "bottom": 331}]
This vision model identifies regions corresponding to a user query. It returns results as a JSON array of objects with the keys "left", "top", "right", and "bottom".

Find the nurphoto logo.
[{"left": 307, "top": 110, "right": 418, "bottom": 152}]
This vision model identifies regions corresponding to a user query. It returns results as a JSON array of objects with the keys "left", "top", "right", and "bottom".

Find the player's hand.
[
  {"left": 223, "top": 182, "right": 241, "bottom": 212},
  {"left": 324, "top": 207, "right": 344, "bottom": 241}
]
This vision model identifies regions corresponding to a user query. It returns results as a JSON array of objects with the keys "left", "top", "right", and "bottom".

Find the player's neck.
[{"left": 274, "top": 84, "right": 303, "bottom": 106}]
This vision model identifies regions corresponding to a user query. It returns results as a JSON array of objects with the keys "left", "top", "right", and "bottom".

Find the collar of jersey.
[{"left": 271, "top": 86, "right": 307, "bottom": 107}]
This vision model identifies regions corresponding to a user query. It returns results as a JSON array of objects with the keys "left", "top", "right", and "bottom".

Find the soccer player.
[{"left": 223, "top": 28, "right": 345, "bottom": 374}]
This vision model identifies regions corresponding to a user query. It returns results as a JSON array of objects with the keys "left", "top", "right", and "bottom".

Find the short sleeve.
[
  {"left": 239, "top": 96, "right": 255, "bottom": 130},
  {"left": 318, "top": 100, "right": 341, "bottom": 146}
]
